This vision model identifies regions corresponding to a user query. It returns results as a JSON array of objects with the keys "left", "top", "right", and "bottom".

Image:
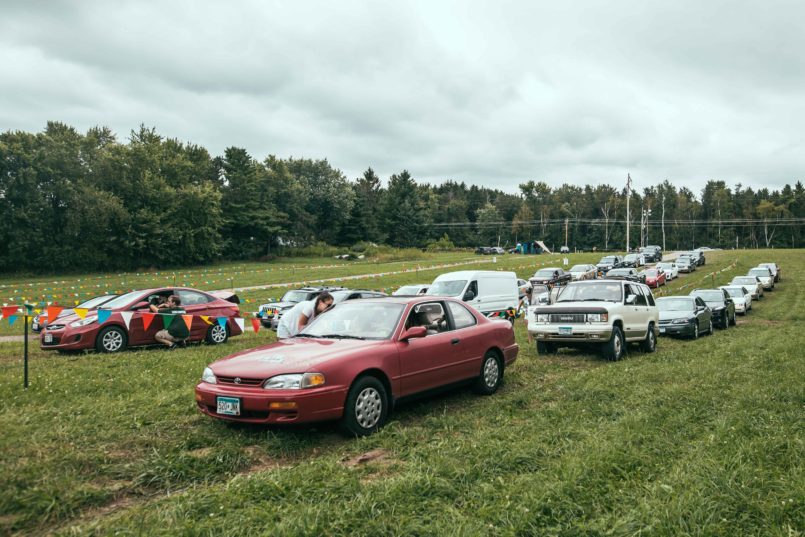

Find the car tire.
[
  {"left": 95, "top": 326, "right": 127, "bottom": 353},
  {"left": 206, "top": 323, "right": 229, "bottom": 345},
  {"left": 602, "top": 326, "right": 625, "bottom": 361},
  {"left": 473, "top": 351, "right": 503, "bottom": 395},
  {"left": 691, "top": 323, "right": 699, "bottom": 340},
  {"left": 721, "top": 315, "right": 729, "bottom": 330},
  {"left": 536, "top": 341, "right": 557, "bottom": 355},
  {"left": 340, "top": 376, "right": 388, "bottom": 437},
  {"left": 730, "top": 312, "right": 737, "bottom": 326},
  {"left": 641, "top": 324, "right": 657, "bottom": 353},
  {"left": 707, "top": 319, "right": 714, "bottom": 335}
]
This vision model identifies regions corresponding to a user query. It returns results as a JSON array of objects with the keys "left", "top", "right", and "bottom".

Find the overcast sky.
[{"left": 1, "top": 0, "right": 803, "bottom": 193}]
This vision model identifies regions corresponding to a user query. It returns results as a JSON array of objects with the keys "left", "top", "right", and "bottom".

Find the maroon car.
[
  {"left": 195, "top": 297, "right": 519, "bottom": 436},
  {"left": 40, "top": 287, "right": 242, "bottom": 353}
]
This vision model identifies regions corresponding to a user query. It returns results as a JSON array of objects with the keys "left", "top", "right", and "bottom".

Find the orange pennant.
[
  {"left": 47, "top": 306, "right": 64, "bottom": 321},
  {"left": 251, "top": 318, "right": 260, "bottom": 333},
  {"left": 141, "top": 312, "right": 156, "bottom": 331},
  {"left": 182, "top": 315, "right": 193, "bottom": 330},
  {"left": 1, "top": 306, "right": 18, "bottom": 319}
]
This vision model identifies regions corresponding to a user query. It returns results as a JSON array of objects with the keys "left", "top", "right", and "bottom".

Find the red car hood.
[{"left": 211, "top": 337, "right": 386, "bottom": 377}]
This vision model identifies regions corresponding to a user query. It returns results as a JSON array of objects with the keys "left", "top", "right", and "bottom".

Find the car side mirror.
[
  {"left": 463, "top": 290, "right": 476, "bottom": 301},
  {"left": 400, "top": 326, "right": 427, "bottom": 341},
  {"left": 625, "top": 294, "right": 637, "bottom": 305}
]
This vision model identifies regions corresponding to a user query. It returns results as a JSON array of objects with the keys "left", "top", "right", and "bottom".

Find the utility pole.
[
  {"left": 661, "top": 192, "right": 666, "bottom": 252},
  {"left": 564, "top": 217, "right": 569, "bottom": 247},
  {"left": 626, "top": 174, "right": 632, "bottom": 252}
]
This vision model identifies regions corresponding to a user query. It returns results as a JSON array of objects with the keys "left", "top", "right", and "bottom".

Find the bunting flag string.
[
  {"left": 251, "top": 318, "right": 261, "bottom": 333},
  {"left": 141, "top": 312, "right": 156, "bottom": 331}
]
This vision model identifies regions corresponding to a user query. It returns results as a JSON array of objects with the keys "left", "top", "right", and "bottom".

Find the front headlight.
[
  {"left": 536, "top": 313, "right": 549, "bottom": 323},
  {"left": 70, "top": 316, "right": 97, "bottom": 328},
  {"left": 672, "top": 318, "right": 690, "bottom": 324},
  {"left": 263, "top": 372, "right": 326, "bottom": 390},
  {"left": 201, "top": 367, "right": 217, "bottom": 384},
  {"left": 586, "top": 313, "right": 608, "bottom": 323}
]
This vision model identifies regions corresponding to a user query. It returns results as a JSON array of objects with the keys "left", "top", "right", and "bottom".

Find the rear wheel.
[
  {"left": 602, "top": 326, "right": 625, "bottom": 361},
  {"left": 641, "top": 324, "right": 657, "bottom": 353},
  {"left": 206, "top": 323, "right": 229, "bottom": 345},
  {"left": 95, "top": 326, "right": 127, "bottom": 353},
  {"left": 473, "top": 351, "right": 503, "bottom": 394},
  {"left": 340, "top": 376, "right": 388, "bottom": 437}
]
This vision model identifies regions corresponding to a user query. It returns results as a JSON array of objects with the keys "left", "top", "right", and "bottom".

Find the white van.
[{"left": 426, "top": 271, "right": 519, "bottom": 317}]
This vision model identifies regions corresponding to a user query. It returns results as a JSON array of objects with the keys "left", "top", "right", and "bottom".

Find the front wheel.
[
  {"left": 340, "top": 376, "right": 388, "bottom": 437},
  {"left": 730, "top": 312, "right": 737, "bottom": 326},
  {"left": 691, "top": 323, "right": 699, "bottom": 340},
  {"left": 473, "top": 351, "right": 503, "bottom": 395},
  {"left": 707, "top": 319, "right": 714, "bottom": 335},
  {"left": 95, "top": 326, "right": 127, "bottom": 353},
  {"left": 721, "top": 315, "right": 729, "bottom": 330},
  {"left": 206, "top": 323, "right": 229, "bottom": 345},
  {"left": 602, "top": 326, "right": 625, "bottom": 361}
]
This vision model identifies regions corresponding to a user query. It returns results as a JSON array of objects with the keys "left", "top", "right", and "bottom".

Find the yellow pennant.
[
  {"left": 74, "top": 308, "right": 88, "bottom": 319},
  {"left": 200, "top": 315, "right": 213, "bottom": 325}
]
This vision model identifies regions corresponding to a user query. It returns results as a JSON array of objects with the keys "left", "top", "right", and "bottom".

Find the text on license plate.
[
  {"left": 558, "top": 326, "right": 573, "bottom": 335},
  {"left": 217, "top": 396, "right": 240, "bottom": 416},
  {"left": 44, "top": 334, "right": 53, "bottom": 343},
  {"left": 659, "top": 327, "right": 666, "bottom": 333}
]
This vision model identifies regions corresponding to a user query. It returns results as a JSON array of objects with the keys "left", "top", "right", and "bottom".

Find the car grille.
[
  {"left": 46, "top": 324, "right": 66, "bottom": 331},
  {"left": 216, "top": 375, "right": 264, "bottom": 387},
  {"left": 549, "top": 313, "right": 586, "bottom": 324}
]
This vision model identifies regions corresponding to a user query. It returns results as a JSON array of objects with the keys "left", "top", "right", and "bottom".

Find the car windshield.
[
  {"left": 748, "top": 269, "right": 770, "bottom": 278},
  {"left": 299, "top": 302, "right": 404, "bottom": 340},
  {"left": 556, "top": 282, "right": 623, "bottom": 303},
  {"left": 569, "top": 265, "right": 589, "bottom": 272},
  {"left": 599, "top": 256, "right": 617, "bottom": 263},
  {"left": 722, "top": 288, "right": 745, "bottom": 298},
  {"left": 98, "top": 290, "right": 145, "bottom": 310},
  {"left": 692, "top": 291, "right": 724, "bottom": 303},
  {"left": 281, "top": 290, "right": 311, "bottom": 303},
  {"left": 657, "top": 298, "right": 694, "bottom": 312},
  {"left": 79, "top": 295, "right": 118, "bottom": 309},
  {"left": 426, "top": 280, "right": 466, "bottom": 297},
  {"left": 534, "top": 269, "right": 557, "bottom": 278},
  {"left": 393, "top": 285, "right": 422, "bottom": 295}
]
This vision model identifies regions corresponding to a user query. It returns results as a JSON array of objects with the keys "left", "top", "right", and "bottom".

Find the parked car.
[
  {"left": 528, "top": 279, "right": 659, "bottom": 361},
  {"left": 676, "top": 256, "right": 696, "bottom": 273},
  {"left": 259, "top": 287, "right": 345, "bottom": 329},
  {"left": 392, "top": 284, "right": 429, "bottom": 296},
  {"left": 730, "top": 276, "right": 764, "bottom": 300},
  {"left": 568, "top": 264, "right": 597, "bottom": 281},
  {"left": 622, "top": 253, "right": 646, "bottom": 267},
  {"left": 747, "top": 267, "right": 775, "bottom": 291},
  {"left": 719, "top": 285, "right": 752, "bottom": 315},
  {"left": 689, "top": 289, "right": 736, "bottom": 329},
  {"left": 596, "top": 255, "right": 624, "bottom": 275},
  {"left": 656, "top": 296, "right": 713, "bottom": 339},
  {"left": 32, "top": 294, "right": 118, "bottom": 332},
  {"left": 655, "top": 262, "right": 679, "bottom": 280},
  {"left": 475, "top": 247, "right": 493, "bottom": 255},
  {"left": 40, "top": 288, "right": 242, "bottom": 353},
  {"left": 758, "top": 262, "right": 781, "bottom": 282},
  {"left": 639, "top": 245, "right": 663, "bottom": 263},
  {"left": 642, "top": 268, "right": 667, "bottom": 288},
  {"left": 530, "top": 268, "right": 572, "bottom": 286},
  {"left": 330, "top": 289, "right": 388, "bottom": 303},
  {"left": 490, "top": 247, "right": 505, "bottom": 255},
  {"left": 605, "top": 268, "right": 644, "bottom": 283},
  {"left": 195, "top": 297, "right": 519, "bottom": 436},
  {"left": 427, "top": 270, "right": 519, "bottom": 319},
  {"left": 689, "top": 250, "right": 706, "bottom": 266},
  {"left": 560, "top": 245, "right": 570, "bottom": 254}
]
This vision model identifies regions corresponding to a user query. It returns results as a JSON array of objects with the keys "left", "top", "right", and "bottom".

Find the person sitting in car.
[
  {"left": 277, "top": 292, "right": 334, "bottom": 339},
  {"left": 150, "top": 294, "right": 189, "bottom": 349}
]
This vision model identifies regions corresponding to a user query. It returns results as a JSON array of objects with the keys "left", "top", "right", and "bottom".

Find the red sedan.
[
  {"left": 644, "top": 268, "right": 667, "bottom": 288},
  {"left": 40, "top": 287, "right": 242, "bottom": 353},
  {"left": 195, "top": 297, "right": 519, "bottom": 436}
]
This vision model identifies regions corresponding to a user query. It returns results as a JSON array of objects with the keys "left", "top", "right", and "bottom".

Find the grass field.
[{"left": 0, "top": 249, "right": 802, "bottom": 535}]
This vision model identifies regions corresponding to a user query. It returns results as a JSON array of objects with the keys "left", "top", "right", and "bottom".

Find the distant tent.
[{"left": 536, "top": 241, "right": 552, "bottom": 254}]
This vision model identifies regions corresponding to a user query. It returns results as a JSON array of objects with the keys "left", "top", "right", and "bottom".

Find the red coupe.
[
  {"left": 40, "top": 287, "right": 242, "bottom": 353},
  {"left": 195, "top": 297, "right": 519, "bottom": 436},
  {"left": 643, "top": 268, "right": 667, "bottom": 288}
]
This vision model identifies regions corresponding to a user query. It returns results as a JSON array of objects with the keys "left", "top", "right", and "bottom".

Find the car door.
[
  {"left": 396, "top": 301, "right": 466, "bottom": 395},
  {"left": 127, "top": 290, "right": 173, "bottom": 345},
  {"left": 622, "top": 284, "right": 644, "bottom": 340},
  {"left": 444, "top": 301, "right": 486, "bottom": 380},
  {"left": 694, "top": 297, "right": 709, "bottom": 330},
  {"left": 177, "top": 290, "right": 215, "bottom": 340}
]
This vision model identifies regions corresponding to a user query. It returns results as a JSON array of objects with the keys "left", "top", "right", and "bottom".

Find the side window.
[
  {"left": 447, "top": 301, "right": 477, "bottom": 329},
  {"left": 642, "top": 286, "right": 656, "bottom": 306},
  {"left": 178, "top": 290, "right": 211, "bottom": 306},
  {"left": 624, "top": 284, "right": 637, "bottom": 303},
  {"left": 695, "top": 297, "right": 705, "bottom": 308},
  {"left": 634, "top": 286, "right": 647, "bottom": 306},
  {"left": 464, "top": 280, "right": 479, "bottom": 300},
  {"left": 405, "top": 302, "right": 448, "bottom": 335}
]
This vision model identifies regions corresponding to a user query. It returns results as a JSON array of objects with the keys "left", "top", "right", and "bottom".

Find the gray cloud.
[{"left": 1, "top": 0, "right": 803, "bottom": 193}]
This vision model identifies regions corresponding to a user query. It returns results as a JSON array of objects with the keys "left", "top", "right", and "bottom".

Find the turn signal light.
[{"left": 269, "top": 402, "right": 298, "bottom": 410}]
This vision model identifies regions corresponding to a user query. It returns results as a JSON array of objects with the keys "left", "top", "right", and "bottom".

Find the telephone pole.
[
  {"left": 564, "top": 217, "right": 569, "bottom": 247},
  {"left": 661, "top": 192, "right": 666, "bottom": 252},
  {"left": 626, "top": 174, "right": 632, "bottom": 251}
]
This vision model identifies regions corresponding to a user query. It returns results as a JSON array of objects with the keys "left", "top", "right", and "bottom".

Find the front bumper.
[
  {"left": 529, "top": 324, "right": 613, "bottom": 343},
  {"left": 39, "top": 327, "right": 94, "bottom": 350},
  {"left": 658, "top": 322, "right": 694, "bottom": 337},
  {"left": 195, "top": 382, "right": 349, "bottom": 425},
  {"left": 734, "top": 302, "right": 746, "bottom": 313}
]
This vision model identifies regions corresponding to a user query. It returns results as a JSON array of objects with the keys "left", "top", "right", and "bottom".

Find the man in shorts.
[{"left": 150, "top": 294, "right": 190, "bottom": 349}]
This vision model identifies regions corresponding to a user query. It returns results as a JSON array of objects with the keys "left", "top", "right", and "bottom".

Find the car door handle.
[{"left": 451, "top": 338, "right": 460, "bottom": 345}]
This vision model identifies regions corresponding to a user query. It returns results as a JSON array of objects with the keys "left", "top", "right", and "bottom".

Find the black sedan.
[
  {"left": 605, "top": 268, "right": 645, "bottom": 283},
  {"left": 657, "top": 296, "right": 713, "bottom": 339},
  {"left": 689, "top": 289, "right": 736, "bottom": 329}
]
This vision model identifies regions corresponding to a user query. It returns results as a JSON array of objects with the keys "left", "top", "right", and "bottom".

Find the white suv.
[{"left": 528, "top": 279, "right": 660, "bottom": 361}]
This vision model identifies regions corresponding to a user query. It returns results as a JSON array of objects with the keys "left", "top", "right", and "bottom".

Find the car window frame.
[{"left": 445, "top": 301, "right": 478, "bottom": 330}]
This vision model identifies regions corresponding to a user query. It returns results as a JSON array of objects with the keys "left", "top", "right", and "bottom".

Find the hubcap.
[
  {"left": 103, "top": 330, "right": 123, "bottom": 351},
  {"left": 694, "top": 325, "right": 698, "bottom": 338},
  {"left": 614, "top": 334, "right": 622, "bottom": 357},
  {"left": 649, "top": 331, "right": 655, "bottom": 349},
  {"left": 483, "top": 357, "right": 500, "bottom": 387},
  {"left": 355, "top": 387, "right": 382, "bottom": 429},
  {"left": 210, "top": 325, "right": 226, "bottom": 343}
]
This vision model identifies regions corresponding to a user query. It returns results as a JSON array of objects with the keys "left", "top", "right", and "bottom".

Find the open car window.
[{"left": 405, "top": 302, "right": 449, "bottom": 335}]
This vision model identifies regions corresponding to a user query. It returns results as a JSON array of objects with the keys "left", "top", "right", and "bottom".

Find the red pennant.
[
  {"left": 47, "top": 306, "right": 64, "bottom": 322},
  {"left": 251, "top": 318, "right": 260, "bottom": 333},
  {"left": 2, "top": 306, "right": 19, "bottom": 319},
  {"left": 182, "top": 315, "right": 193, "bottom": 330},
  {"left": 141, "top": 312, "right": 156, "bottom": 331}
]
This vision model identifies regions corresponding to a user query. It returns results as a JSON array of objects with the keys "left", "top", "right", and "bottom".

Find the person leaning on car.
[
  {"left": 277, "top": 292, "right": 334, "bottom": 339},
  {"left": 150, "top": 294, "right": 190, "bottom": 348}
]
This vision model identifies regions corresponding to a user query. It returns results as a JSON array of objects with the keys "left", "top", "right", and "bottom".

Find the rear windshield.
[
  {"left": 692, "top": 290, "right": 724, "bottom": 303},
  {"left": 722, "top": 288, "right": 745, "bottom": 298},
  {"left": 748, "top": 269, "right": 770, "bottom": 277},
  {"left": 599, "top": 256, "right": 617, "bottom": 263},
  {"left": 657, "top": 298, "right": 694, "bottom": 312},
  {"left": 534, "top": 269, "right": 557, "bottom": 278},
  {"left": 569, "top": 265, "right": 589, "bottom": 272}
]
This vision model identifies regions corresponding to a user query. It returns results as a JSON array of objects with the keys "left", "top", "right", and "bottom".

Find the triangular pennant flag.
[
  {"left": 251, "top": 318, "right": 260, "bottom": 333},
  {"left": 162, "top": 314, "right": 176, "bottom": 329},
  {"left": 98, "top": 310, "right": 111, "bottom": 324},
  {"left": 200, "top": 315, "right": 213, "bottom": 325},
  {"left": 235, "top": 317, "right": 245, "bottom": 332},
  {"left": 8, "top": 315, "right": 18, "bottom": 326},
  {"left": 216, "top": 317, "right": 227, "bottom": 328},
  {"left": 181, "top": 315, "right": 193, "bottom": 330},
  {"left": 2, "top": 306, "right": 18, "bottom": 319},
  {"left": 120, "top": 311, "right": 134, "bottom": 330},
  {"left": 74, "top": 308, "right": 88, "bottom": 320},
  {"left": 47, "top": 306, "right": 64, "bottom": 321},
  {"left": 141, "top": 312, "right": 156, "bottom": 331}
]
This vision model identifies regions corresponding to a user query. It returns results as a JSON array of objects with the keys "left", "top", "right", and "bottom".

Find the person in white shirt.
[{"left": 276, "top": 292, "right": 334, "bottom": 339}]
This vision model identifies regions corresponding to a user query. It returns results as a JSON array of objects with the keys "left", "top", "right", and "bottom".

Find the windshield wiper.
[{"left": 319, "top": 334, "right": 366, "bottom": 340}]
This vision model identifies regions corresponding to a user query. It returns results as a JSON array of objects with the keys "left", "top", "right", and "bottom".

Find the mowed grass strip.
[{"left": 0, "top": 250, "right": 801, "bottom": 535}]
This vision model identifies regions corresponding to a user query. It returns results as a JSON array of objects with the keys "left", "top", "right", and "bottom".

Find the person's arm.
[
  {"left": 297, "top": 313, "right": 310, "bottom": 332},
  {"left": 149, "top": 304, "right": 159, "bottom": 313}
]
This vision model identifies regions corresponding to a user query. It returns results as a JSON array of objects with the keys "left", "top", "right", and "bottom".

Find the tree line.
[{"left": 1, "top": 122, "right": 803, "bottom": 272}]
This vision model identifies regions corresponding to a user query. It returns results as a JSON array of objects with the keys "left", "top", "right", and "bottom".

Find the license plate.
[
  {"left": 558, "top": 326, "right": 573, "bottom": 335},
  {"left": 659, "top": 327, "right": 666, "bottom": 334},
  {"left": 216, "top": 396, "right": 240, "bottom": 416},
  {"left": 44, "top": 333, "right": 53, "bottom": 343}
]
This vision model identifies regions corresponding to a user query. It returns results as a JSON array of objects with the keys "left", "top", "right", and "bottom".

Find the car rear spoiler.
[{"left": 209, "top": 290, "right": 240, "bottom": 304}]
